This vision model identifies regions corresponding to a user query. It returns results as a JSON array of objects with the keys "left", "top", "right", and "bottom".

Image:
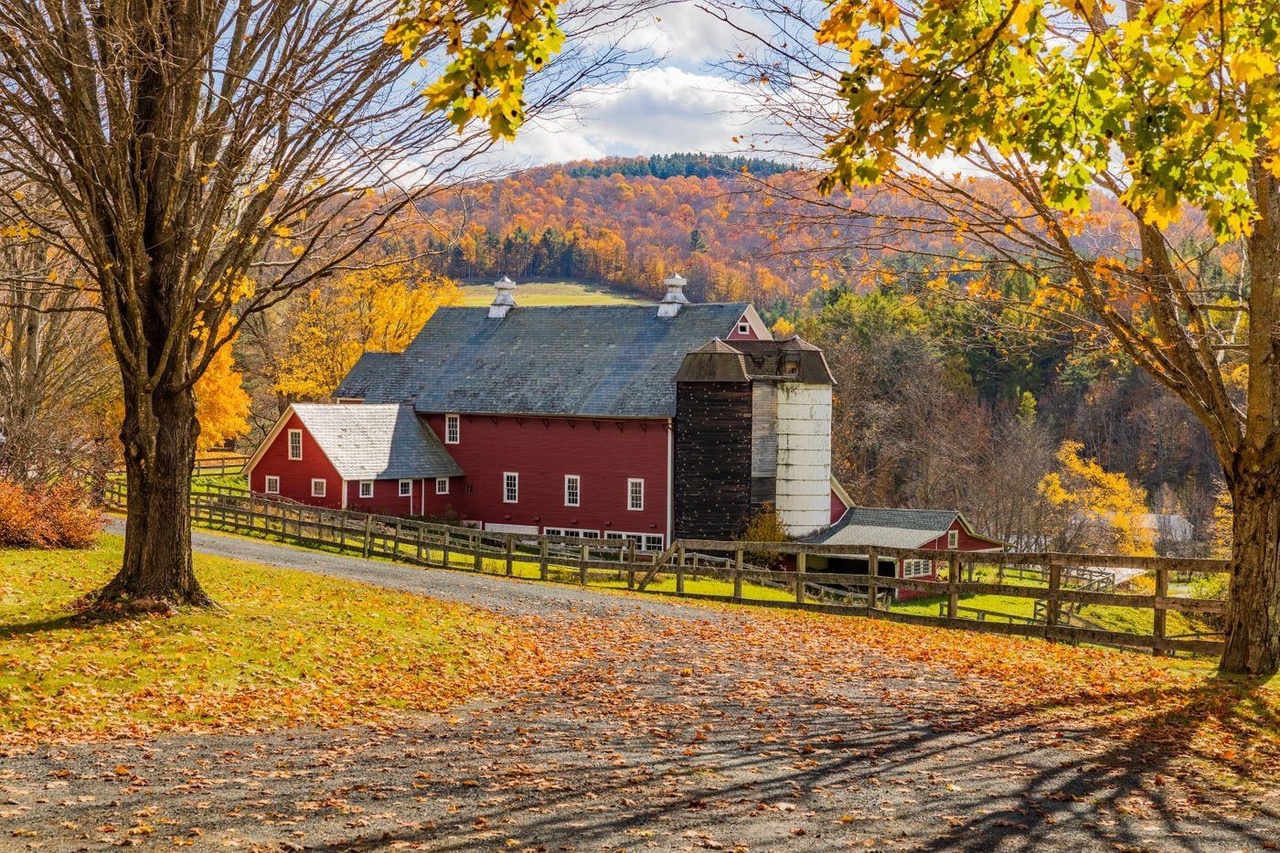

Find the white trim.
[
  {"left": 445, "top": 413, "right": 460, "bottom": 444},
  {"left": 359, "top": 480, "right": 374, "bottom": 499},
  {"left": 287, "top": 429, "right": 303, "bottom": 460},
  {"left": 503, "top": 471, "right": 518, "bottom": 504},
  {"left": 947, "top": 529, "right": 959, "bottom": 550},
  {"left": 543, "top": 527, "right": 600, "bottom": 539},
  {"left": 666, "top": 423, "right": 674, "bottom": 543},
  {"left": 436, "top": 477, "right": 450, "bottom": 495},
  {"left": 311, "top": 478, "right": 327, "bottom": 498},
  {"left": 264, "top": 475, "right": 280, "bottom": 494},
  {"left": 564, "top": 474, "right": 580, "bottom": 507},
  {"left": 903, "top": 559, "right": 933, "bottom": 578},
  {"left": 399, "top": 479, "right": 412, "bottom": 497},
  {"left": 627, "top": 478, "right": 644, "bottom": 512}
]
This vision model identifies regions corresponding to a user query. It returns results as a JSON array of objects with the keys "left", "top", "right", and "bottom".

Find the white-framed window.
[
  {"left": 264, "top": 475, "right": 280, "bottom": 494},
  {"left": 311, "top": 478, "right": 326, "bottom": 498},
  {"left": 627, "top": 478, "right": 644, "bottom": 511},
  {"left": 904, "top": 559, "right": 933, "bottom": 578},
  {"left": 737, "top": 321, "right": 750, "bottom": 335},
  {"left": 545, "top": 527, "right": 599, "bottom": 539},
  {"left": 399, "top": 479, "right": 412, "bottom": 497},
  {"left": 604, "top": 532, "right": 665, "bottom": 552},
  {"left": 947, "top": 530, "right": 959, "bottom": 550},
  {"left": 436, "top": 477, "right": 449, "bottom": 495},
  {"left": 287, "top": 429, "right": 303, "bottom": 460},
  {"left": 565, "top": 474, "right": 580, "bottom": 507},
  {"left": 503, "top": 472, "right": 518, "bottom": 503},
  {"left": 445, "top": 413, "right": 460, "bottom": 444},
  {"left": 359, "top": 480, "right": 374, "bottom": 498}
]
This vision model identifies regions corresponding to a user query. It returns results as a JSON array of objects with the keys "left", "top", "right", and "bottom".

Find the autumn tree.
[
  {"left": 1038, "top": 441, "right": 1155, "bottom": 557},
  {"left": 717, "top": 0, "right": 1280, "bottom": 673},
  {"left": 193, "top": 321, "right": 252, "bottom": 452},
  {"left": 0, "top": 0, "right": 640, "bottom": 609},
  {"left": 271, "top": 263, "right": 461, "bottom": 402}
]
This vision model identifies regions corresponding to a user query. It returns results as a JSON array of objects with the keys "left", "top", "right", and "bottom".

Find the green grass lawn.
[
  {"left": 456, "top": 279, "right": 643, "bottom": 306},
  {"left": 0, "top": 536, "right": 538, "bottom": 744}
]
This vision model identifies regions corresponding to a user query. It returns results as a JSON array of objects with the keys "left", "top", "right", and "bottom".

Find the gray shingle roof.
[
  {"left": 808, "top": 507, "right": 960, "bottom": 549},
  {"left": 292, "top": 403, "right": 462, "bottom": 480},
  {"left": 334, "top": 304, "right": 753, "bottom": 418},
  {"left": 337, "top": 352, "right": 400, "bottom": 400},
  {"left": 807, "top": 507, "right": 1005, "bottom": 550}
]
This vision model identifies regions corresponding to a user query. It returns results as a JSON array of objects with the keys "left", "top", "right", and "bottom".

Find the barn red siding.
[
  {"left": 248, "top": 414, "right": 344, "bottom": 510},
  {"left": 726, "top": 312, "right": 763, "bottom": 341},
  {"left": 421, "top": 413, "right": 671, "bottom": 541},
  {"left": 345, "top": 478, "right": 418, "bottom": 516},
  {"left": 830, "top": 489, "right": 848, "bottom": 524}
]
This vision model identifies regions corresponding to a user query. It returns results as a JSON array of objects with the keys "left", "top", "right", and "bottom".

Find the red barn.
[
  {"left": 802, "top": 507, "right": 1006, "bottom": 596},
  {"left": 244, "top": 276, "right": 1002, "bottom": 557}
]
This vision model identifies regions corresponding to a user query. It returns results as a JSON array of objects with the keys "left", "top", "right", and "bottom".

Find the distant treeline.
[{"left": 554, "top": 153, "right": 793, "bottom": 180}]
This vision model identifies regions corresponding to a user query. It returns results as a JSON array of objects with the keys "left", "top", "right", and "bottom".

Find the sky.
[{"left": 488, "top": 4, "right": 777, "bottom": 169}]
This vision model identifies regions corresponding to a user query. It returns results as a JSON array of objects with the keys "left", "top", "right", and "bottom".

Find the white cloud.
[{"left": 490, "top": 66, "right": 770, "bottom": 168}]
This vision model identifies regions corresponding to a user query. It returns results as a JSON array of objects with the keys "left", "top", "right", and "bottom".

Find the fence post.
[
  {"left": 947, "top": 553, "right": 960, "bottom": 620},
  {"left": 473, "top": 531, "right": 482, "bottom": 571},
  {"left": 795, "top": 549, "right": 806, "bottom": 605},
  {"left": 416, "top": 524, "right": 426, "bottom": 564},
  {"left": 361, "top": 514, "right": 372, "bottom": 558},
  {"left": 866, "top": 549, "right": 879, "bottom": 610},
  {"left": 506, "top": 535, "right": 514, "bottom": 577},
  {"left": 1154, "top": 566, "right": 1169, "bottom": 656},
  {"left": 539, "top": 537, "right": 549, "bottom": 580},
  {"left": 626, "top": 539, "right": 637, "bottom": 589},
  {"left": 1046, "top": 559, "right": 1063, "bottom": 640},
  {"left": 676, "top": 544, "right": 686, "bottom": 594},
  {"left": 443, "top": 529, "right": 451, "bottom": 568},
  {"left": 579, "top": 543, "right": 589, "bottom": 585},
  {"left": 734, "top": 549, "right": 744, "bottom": 600}
]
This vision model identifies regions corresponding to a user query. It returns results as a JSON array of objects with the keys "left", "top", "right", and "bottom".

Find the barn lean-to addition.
[{"left": 243, "top": 276, "right": 1003, "bottom": 568}]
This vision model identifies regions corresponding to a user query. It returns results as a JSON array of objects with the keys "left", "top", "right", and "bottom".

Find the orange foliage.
[{"left": 0, "top": 480, "right": 102, "bottom": 548}]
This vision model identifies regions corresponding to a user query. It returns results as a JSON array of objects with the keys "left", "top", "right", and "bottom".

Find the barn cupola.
[
  {"left": 657, "top": 273, "right": 690, "bottom": 318},
  {"left": 488, "top": 276, "right": 517, "bottom": 319}
]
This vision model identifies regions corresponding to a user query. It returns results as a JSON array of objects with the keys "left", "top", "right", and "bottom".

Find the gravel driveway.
[{"left": 1, "top": 525, "right": 1275, "bottom": 851}]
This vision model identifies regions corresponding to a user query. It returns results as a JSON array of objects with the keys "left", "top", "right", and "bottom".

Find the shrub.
[
  {"left": 0, "top": 480, "right": 103, "bottom": 549},
  {"left": 1189, "top": 572, "right": 1230, "bottom": 633}
]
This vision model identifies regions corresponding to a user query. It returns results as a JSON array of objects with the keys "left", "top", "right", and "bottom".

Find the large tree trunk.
[
  {"left": 1220, "top": 472, "right": 1280, "bottom": 674},
  {"left": 91, "top": 378, "right": 212, "bottom": 609}
]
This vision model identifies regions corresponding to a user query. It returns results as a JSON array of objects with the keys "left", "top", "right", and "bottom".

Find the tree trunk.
[
  {"left": 91, "top": 378, "right": 212, "bottom": 609},
  {"left": 1220, "top": 473, "right": 1280, "bottom": 674}
]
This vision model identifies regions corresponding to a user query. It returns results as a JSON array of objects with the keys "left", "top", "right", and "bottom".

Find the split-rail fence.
[{"left": 103, "top": 482, "right": 1230, "bottom": 658}]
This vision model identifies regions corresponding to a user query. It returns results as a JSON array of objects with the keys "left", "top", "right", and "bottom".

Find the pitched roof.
[
  {"left": 807, "top": 506, "right": 1004, "bottom": 550},
  {"left": 291, "top": 403, "right": 462, "bottom": 480},
  {"left": 337, "top": 352, "right": 400, "bottom": 400},
  {"left": 335, "top": 303, "right": 755, "bottom": 418}
]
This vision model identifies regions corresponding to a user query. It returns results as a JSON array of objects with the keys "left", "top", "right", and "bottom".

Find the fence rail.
[{"left": 101, "top": 484, "right": 1230, "bottom": 658}]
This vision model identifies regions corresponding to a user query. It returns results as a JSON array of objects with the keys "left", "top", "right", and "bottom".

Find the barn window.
[
  {"left": 358, "top": 480, "right": 373, "bottom": 498},
  {"left": 644, "top": 534, "right": 664, "bottom": 551},
  {"left": 947, "top": 530, "right": 959, "bottom": 550},
  {"left": 503, "top": 472, "right": 518, "bottom": 503},
  {"left": 565, "top": 474, "right": 580, "bottom": 507},
  {"left": 445, "top": 413, "right": 460, "bottom": 444},
  {"left": 737, "top": 321, "right": 750, "bottom": 335},
  {"left": 627, "top": 478, "right": 644, "bottom": 511},
  {"left": 264, "top": 476, "right": 280, "bottom": 494},
  {"left": 288, "top": 429, "right": 303, "bottom": 460},
  {"left": 903, "top": 559, "right": 932, "bottom": 578},
  {"left": 436, "top": 477, "right": 449, "bottom": 495},
  {"left": 310, "top": 478, "right": 326, "bottom": 498},
  {"left": 399, "top": 479, "right": 412, "bottom": 497}
]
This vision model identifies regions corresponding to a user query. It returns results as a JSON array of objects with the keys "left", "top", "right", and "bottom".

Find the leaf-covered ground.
[
  {"left": 1, "top": 531, "right": 1278, "bottom": 850},
  {"left": 0, "top": 539, "right": 544, "bottom": 743}
]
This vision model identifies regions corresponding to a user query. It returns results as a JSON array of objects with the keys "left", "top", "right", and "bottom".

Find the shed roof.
[
  {"left": 290, "top": 403, "right": 462, "bottom": 480},
  {"left": 807, "top": 506, "right": 1005, "bottom": 550},
  {"left": 335, "top": 303, "right": 757, "bottom": 418}
]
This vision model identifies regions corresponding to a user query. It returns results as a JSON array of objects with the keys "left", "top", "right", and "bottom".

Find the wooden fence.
[
  {"left": 193, "top": 454, "right": 249, "bottom": 477},
  {"left": 101, "top": 484, "right": 1231, "bottom": 658}
]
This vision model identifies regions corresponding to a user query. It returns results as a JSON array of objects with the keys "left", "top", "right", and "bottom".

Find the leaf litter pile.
[{"left": 1, "top": 540, "right": 1279, "bottom": 849}]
